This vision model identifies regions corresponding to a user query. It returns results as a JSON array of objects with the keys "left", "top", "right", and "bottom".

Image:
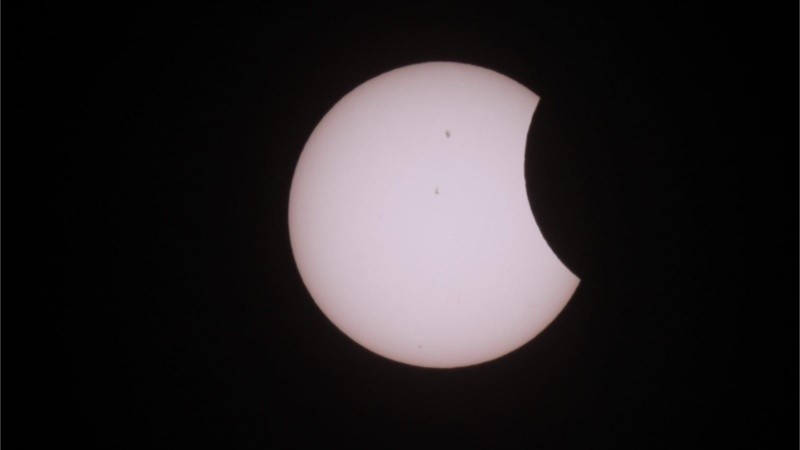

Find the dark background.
[{"left": 5, "top": 3, "right": 797, "bottom": 448}]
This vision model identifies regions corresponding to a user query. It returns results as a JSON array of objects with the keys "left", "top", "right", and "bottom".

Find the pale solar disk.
[{"left": 288, "top": 61, "right": 579, "bottom": 368}]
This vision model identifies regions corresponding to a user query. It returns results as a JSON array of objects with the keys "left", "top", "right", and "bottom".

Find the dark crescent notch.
[{"left": 524, "top": 97, "right": 590, "bottom": 280}]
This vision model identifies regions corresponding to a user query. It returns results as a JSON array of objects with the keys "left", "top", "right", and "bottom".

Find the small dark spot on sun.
[
  {"left": 445, "top": 130, "right": 450, "bottom": 138},
  {"left": 418, "top": 345, "right": 422, "bottom": 349},
  {"left": 434, "top": 187, "right": 439, "bottom": 195}
]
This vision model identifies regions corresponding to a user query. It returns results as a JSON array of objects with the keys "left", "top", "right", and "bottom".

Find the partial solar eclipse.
[{"left": 289, "top": 62, "right": 579, "bottom": 368}]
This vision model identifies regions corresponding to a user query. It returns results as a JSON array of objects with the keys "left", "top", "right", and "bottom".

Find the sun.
[{"left": 288, "top": 62, "right": 579, "bottom": 368}]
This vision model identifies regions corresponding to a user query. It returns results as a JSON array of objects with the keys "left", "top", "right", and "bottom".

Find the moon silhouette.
[{"left": 288, "top": 61, "right": 579, "bottom": 368}]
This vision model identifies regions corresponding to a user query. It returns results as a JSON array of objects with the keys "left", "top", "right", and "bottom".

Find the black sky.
[{"left": 4, "top": 3, "right": 797, "bottom": 448}]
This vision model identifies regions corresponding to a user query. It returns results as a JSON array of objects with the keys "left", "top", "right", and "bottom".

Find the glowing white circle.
[{"left": 289, "top": 62, "right": 579, "bottom": 368}]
